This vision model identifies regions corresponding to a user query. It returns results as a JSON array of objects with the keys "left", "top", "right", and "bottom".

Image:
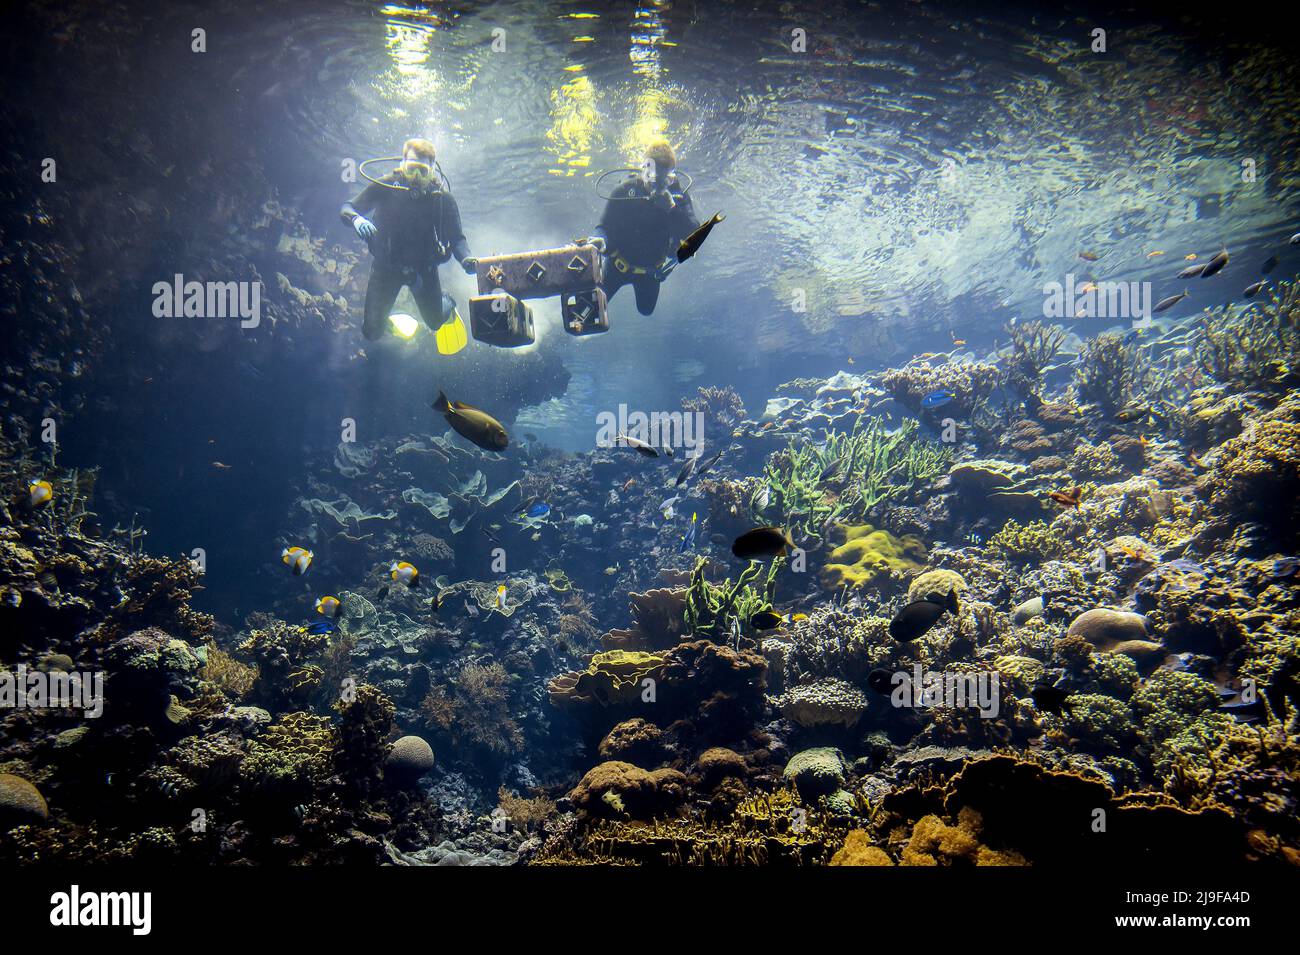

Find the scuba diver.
[
  {"left": 588, "top": 140, "right": 700, "bottom": 316},
  {"left": 340, "top": 138, "right": 478, "bottom": 342}
]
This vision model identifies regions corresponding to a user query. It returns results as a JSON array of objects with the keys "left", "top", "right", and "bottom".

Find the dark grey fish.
[
  {"left": 888, "top": 589, "right": 959, "bottom": 642},
  {"left": 1244, "top": 279, "right": 1268, "bottom": 298},
  {"left": 818, "top": 456, "right": 846, "bottom": 483},
  {"left": 674, "top": 454, "right": 698, "bottom": 486},
  {"left": 1177, "top": 264, "right": 1206, "bottom": 279},
  {"left": 676, "top": 212, "right": 725, "bottom": 263},
  {"left": 1153, "top": 290, "right": 1188, "bottom": 313},
  {"left": 1030, "top": 683, "right": 1077, "bottom": 716},
  {"left": 1200, "top": 249, "right": 1229, "bottom": 277},
  {"left": 694, "top": 446, "right": 726, "bottom": 478},
  {"left": 731, "top": 526, "right": 793, "bottom": 560},
  {"left": 1261, "top": 255, "right": 1279, "bottom": 274},
  {"left": 867, "top": 668, "right": 895, "bottom": 695}
]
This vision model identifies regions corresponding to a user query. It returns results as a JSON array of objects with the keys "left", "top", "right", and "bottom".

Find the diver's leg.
[
  {"left": 410, "top": 268, "right": 447, "bottom": 329},
  {"left": 632, "top": 276, "right": 661, "bottom": 316},
  {"left": 362, "top": 265, "right": 403, "bottom": 340},
  {"left": 601, "top": 256, "right": 628, "bottom": 302}
]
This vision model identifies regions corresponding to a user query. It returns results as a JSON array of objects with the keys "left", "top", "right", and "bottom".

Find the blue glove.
[{"left": 353, "top": 216, "right": 377, "bottom": 239}]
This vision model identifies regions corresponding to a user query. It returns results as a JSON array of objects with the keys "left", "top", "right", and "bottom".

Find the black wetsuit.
[
  {"left": 593, "top": 177, "right": 699, "bottom": 315},
  {"left": 340, "top": 176, "right": 473, "bottom": 340}
]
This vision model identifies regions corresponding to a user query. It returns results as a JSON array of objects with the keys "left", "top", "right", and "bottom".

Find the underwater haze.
[{"left": 1, "top": 0, "right": 1299, "bottom": 873}]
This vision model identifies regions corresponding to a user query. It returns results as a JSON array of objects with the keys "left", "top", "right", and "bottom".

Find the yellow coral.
[
  {"left": 820, "top": 524, "right": 927, "bottom": 590},
  {"left": 830, "top": 830, "right": 894, "bottom": 866}
]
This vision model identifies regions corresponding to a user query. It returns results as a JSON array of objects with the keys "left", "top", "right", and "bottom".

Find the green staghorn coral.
[
  {"left": 752, "top": 416, "right": 951, "bottom": 541},
  {"left": 683, "top": 556, "right": 781, "bottom": 642}
]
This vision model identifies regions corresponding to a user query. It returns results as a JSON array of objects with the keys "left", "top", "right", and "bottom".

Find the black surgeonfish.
[
  {"left": 888, "top": 589, "right": 959, "bottom": 642},
  {"left": 731, "top": 526, "right": 793, "bottom": 560},
  {"left": 676, "top": 212, "right": 725, "bottom": 263}
]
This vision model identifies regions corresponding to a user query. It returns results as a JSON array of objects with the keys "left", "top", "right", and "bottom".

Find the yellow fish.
[
  {"left": 315, "top": 595, "right": 341, "bottom": 618},
  {"left": 496, "top": 583, "right": 507, "bottom": 609},
  {"left": 27, "top": 479, "right": 53, "bottom": 509},
  {"left": 281, "top": 546, "right": 313, "bottom": 576},
  {"left": 390, "top": 561, "right": 421, "bottom": 589}
]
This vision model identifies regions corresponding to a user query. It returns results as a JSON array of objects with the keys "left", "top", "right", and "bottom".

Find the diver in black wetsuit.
[
  {"left": 588, "top": 140, "right": 699, "bottom": 316},
  {"left": 340, "top": 138, "right": 478, "bottom": 340}
]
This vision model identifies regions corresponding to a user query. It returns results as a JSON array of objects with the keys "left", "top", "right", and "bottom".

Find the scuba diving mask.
[{"left": 639, "top": 159, "right": 676, "bottom": 209}]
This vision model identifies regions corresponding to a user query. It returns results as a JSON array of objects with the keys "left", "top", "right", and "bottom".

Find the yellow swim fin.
[{"left": 435, "top": 309, "right": 468, "bottom": 355}]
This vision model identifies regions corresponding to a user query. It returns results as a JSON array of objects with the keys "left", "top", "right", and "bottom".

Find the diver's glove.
[
  {"left": 353, "top": 216, "right": 377, "bottom": 239},
  {"left": 650, "top": 189, "right": 677, "bottom": 211},
  {"left": 585, "top": 235, "right": 607, "bottom": 254},
  {"left": 461, "top": 257, "right": 478, "bottom": 275},
  {"left": 653, "top": 259, "right": 677, "bottom": 282}
]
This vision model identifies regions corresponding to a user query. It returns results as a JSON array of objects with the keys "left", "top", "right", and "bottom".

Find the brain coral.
[
  {"left": 776, "top": 678, "right": 868, "bottom": 728},
  {"left": 820, "top": 524, "right": 927, "bottom": 591}
]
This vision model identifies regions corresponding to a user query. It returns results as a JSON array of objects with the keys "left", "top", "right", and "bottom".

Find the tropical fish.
[
  {"left": 281, "top": 546, "right": 313, "bottom": 576},
  {"left": 27, "top": 479, "right": 53, "bottom": 509},
  {"left": 749, "top": 610, "right": 806, "bottom": 630},
  {"left": 674, "top": 454, "right": 698, "bottom": 487},
  {"left": 731, "top": 526, "right": 793, "bottom": 561},
  {"left": 496, "top": 583, "right": 507, "bottom": 609},
  {"left": 305, "top": 620, "right": 336, "bottom": 636},
  {"left": 1262, "top": 255, "right": 1279, "bottom": 274},
  {"left": 1078, "top": 251, "right": 1099, "bottom": 262},
  {"left": 921, "top": 389, "right": 955, "bottom": 409},
  {"left": 1152, "top": 290, "right": 1188, "bottom": 313},
  {"left": 1199, "top": 248, "right": 1229, "bottom": 277},
  {"left": 1145, "top": 250, "right": 1165, "bottom": 258},
  {"left": 523, "top": 502, "right": 551, "bottom": 520},
  {"left": 1177, "top": 264, "right": 1206, "bottom": 278},
  {"left": 694, "top": 446, "right": 726, "bottom": 478},
  {"left": 866, "top": 668, "right": 895, "bottom": 695},
  {"left": 1048, "top": 486, "right": 1082, "bottom": 509},
  {"left": 433, "top": 390, "right": 508, "bottom": 452},
  {"left": 315, "top": 595, "right": 341, "bottom": 618},
  {"left": 678, "top": 511, "right": 699, "bottom": 553},
  {"left": 1030, "top": 683, "right": 1077, "bottom": 715},
  {"left": 676, "top": 212, "right": 725, "bottom": 263},
  {"left": 1244, "top": 279, "right": 1268, "bottom": 298},
  {"left": 1291, "top": 233, "right": 1299, "bottom": 245},
  {"left": 622, "top": 478, "right": 636, "bottom": 492},
  {"left": 1114, "top": 401, "right": 1150, "bottom": 423},
  {"left": 211, "top": 461, "right": 232, "bottom": 470},
  {"left": 375, "top": 585, "right": 390, "bottom": 601},
  {"left": 889, "top": 590, "right": 959, "bottom": 642},
  {"left": 818, "top": 456, "right": 846, "bottom": 483},
  {"left": 390, "top": 561, "right": 421, "bottom": 589},
  {"left": 616, "top": 433, "right": 671, "bottom": 458},
  {"left": 660, "top": 495, "right": 680, "bottom": 519}
]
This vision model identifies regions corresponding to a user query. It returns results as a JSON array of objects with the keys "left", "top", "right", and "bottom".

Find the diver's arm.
[
  {"left": 440, "top": 193, "right": 475, "bottom": 271},
  {"left": 340, "top": 182, "right": 383, "bottom": 226},
  {"left": 671, "top": 187, "right": 702, "bottom": 239}
]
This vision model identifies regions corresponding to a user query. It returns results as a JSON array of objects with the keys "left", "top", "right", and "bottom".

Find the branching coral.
[
  {"left": 1194, "top": 282, "right": 1300, "bottom": 392},
  {"left": 683, "top": 556, "right": 780, "bottom": 644},
  {"left": 1074, "top": 332, "right": 1153, "bottom": 416},
  {"left": 1006, "top": 320, "right": 1066, "bottom": 399},
  {"left": 753, "top": 417, "right": 950, "bottom": 541}
]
